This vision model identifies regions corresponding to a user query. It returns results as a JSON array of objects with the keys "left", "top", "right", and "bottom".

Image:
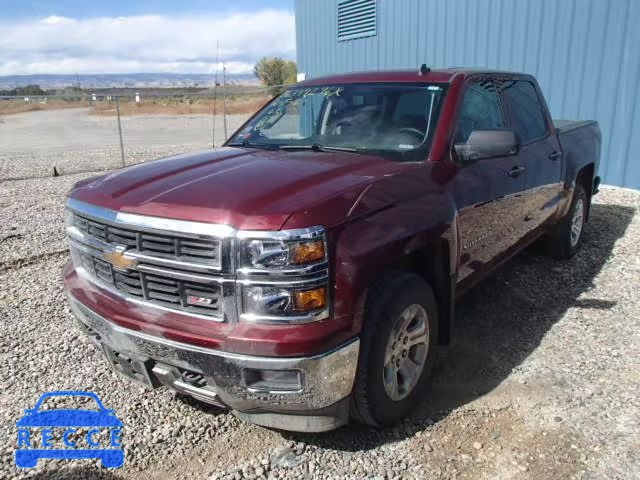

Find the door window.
[
  {"left": 454, "top": 81, "right": 506, "bottom": 144},
  {"left": 500, "top": 80, "right": 548, "bottom": 143}
]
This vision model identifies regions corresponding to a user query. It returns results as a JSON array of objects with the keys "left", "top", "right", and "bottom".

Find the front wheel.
[{"left": 351, "top": 272, "right": 438, "bottom": 427}]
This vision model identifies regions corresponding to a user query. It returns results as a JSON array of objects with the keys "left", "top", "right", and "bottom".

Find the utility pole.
[
  {"left": 212, "top": 40, "right": 219, "bottom": 149},
  {"left": 222, "top": 64, "right": 228, "bottom": 142},
  {"left": 115, "top": 96, "right": 125, "bottom": 167}
]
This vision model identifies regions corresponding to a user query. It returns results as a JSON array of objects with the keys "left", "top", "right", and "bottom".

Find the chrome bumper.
[{"left": 68, "top": 294, "right": 359, "bottom": 432}]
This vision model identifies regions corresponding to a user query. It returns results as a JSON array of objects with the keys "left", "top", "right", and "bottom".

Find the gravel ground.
[
  {"left": 0, "top": 109, "right": 249, "bottom": 180},
  {"left": 0, "top": 171, "right": 639, "bottom": 479}
]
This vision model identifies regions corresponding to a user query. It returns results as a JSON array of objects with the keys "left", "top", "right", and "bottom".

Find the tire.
[
  {"left": 351, "top": 271, "right": 438, "bottom": 427},
  {"left": 546, "top": 183, "right": 588, "bottom": 259}
]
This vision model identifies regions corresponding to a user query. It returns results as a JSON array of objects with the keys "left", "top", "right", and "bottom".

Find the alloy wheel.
[
  {"left": 570, "top": 198, "right": 585, "bottom": 247},
  {"left": 383, "top": 304, "right": 429, "bottom": 401}
]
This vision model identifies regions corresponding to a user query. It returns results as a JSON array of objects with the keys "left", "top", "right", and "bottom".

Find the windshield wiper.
[
  {"left": 227, "top": 140, "right": 280, "bottom": 150},
  {"left": 279, "top": 144, "right": 360, "bottom": 154}
]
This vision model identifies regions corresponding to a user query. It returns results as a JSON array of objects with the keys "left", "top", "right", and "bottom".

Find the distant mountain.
[{"left": 0, "top": 73, "right": 259, "bottom": 90}]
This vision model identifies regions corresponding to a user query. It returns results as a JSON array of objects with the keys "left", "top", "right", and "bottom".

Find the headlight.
[
  {"left": 237, "top": 227, "right": 330, "bottom": 323},
  {"left": 239, "top": 227, "right": 327, "bottom": 270},
  {"left": 241, "top": 285, "right": 327, "bottom": 321}
]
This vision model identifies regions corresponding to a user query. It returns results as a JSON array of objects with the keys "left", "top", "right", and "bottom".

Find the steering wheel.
[
  {"left": 394, "top": 127, "right": 425, "bottom": 140},
  {"left": 332, "top": 120, "right": 353, "bottom": 135}
]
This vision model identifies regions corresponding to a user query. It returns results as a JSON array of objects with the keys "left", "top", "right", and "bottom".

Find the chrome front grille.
[
  {"left": 72, "top": 248, "right": 222, "bottom": 317},
  {"left": 74, "top": 214, "right": 221, "bottom": 266},
  {"left": 66, "top": 200, "right": 234, "bottom": 321},
  {"left": 65, "top": 198, "right": 330, "bottom": 325}
]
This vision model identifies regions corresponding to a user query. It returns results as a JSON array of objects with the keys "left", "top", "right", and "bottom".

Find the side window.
[
  {"left": 455, "top": 82, "right": 506, "bottom": 143},
  {"left": 501, "top": 80, "right": 548, "bottom": 143}
]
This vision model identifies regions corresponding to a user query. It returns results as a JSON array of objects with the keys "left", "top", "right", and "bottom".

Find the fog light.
[{"left": 243, "top": 369, "right": 302, "bottom": 393}]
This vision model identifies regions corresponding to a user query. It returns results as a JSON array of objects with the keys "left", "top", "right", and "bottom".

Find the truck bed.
[
  {"left": 553, "top": 119, "right": 597, "bottom": 134},
  {"left": 554, "top": 119, "right": 601, "bottom": 193}
]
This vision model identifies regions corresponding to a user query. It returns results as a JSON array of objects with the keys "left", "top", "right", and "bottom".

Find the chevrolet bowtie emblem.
[{"left": 103, "top": 249, "right": 137, "bottom": 270}]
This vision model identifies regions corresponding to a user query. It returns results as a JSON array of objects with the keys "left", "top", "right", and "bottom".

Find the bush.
[{"left": 254, "top": 57, "right": 297, "bottom": 96}]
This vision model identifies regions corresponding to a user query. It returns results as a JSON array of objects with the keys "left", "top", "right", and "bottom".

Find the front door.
[{"left": 451, "top": 78, "right": 527, "bottom": 288}]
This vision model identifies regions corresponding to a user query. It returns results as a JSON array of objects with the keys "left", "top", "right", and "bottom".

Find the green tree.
[
  {"left": 254, "top": 57, "right": 297, "bottom": 96},
  {"left": 0, "top": 84, "right": 48, "bottom": 96},
  {"left": 17, "top": 84, "right": 46, "bottom": 96}
]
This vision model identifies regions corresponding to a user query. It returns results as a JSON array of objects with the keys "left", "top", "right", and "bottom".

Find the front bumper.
[{"left": 68, "top": 294, "right": 359, "bottom": 432}]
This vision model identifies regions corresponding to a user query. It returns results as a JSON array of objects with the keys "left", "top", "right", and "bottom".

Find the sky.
[{"left": 0, "top": 0, "right": 296, "bottom": 76}]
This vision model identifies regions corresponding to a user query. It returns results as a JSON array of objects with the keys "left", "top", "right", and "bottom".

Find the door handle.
[
  {"left": 507, "top": 166, "right": 526, "bottom": 178},
  {"left": 548, "top": 151, "right": 562, "bottom": 160}
]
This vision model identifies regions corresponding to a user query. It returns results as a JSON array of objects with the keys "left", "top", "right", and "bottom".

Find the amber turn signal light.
[
  {"left": 290, "top": 240, "right": 325, "bottom": 264},
  {"left": 292, "top": 287, "right": 327, "bottom": 312}
]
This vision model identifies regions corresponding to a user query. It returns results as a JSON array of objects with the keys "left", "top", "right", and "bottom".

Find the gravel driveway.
[{"left": 1, "top": 170, "right": 638, "bottom": 479}]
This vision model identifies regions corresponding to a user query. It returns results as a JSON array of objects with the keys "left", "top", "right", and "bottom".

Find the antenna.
[{"left": 212, "top": 40, "right": 219, "bottom": 149}]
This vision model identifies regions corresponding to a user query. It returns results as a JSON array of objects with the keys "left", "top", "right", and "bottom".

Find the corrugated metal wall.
[{"left": 295, "top": 0, "right": 640, "bottom": 189}]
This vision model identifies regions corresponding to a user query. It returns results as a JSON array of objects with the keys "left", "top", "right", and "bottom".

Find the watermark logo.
[{"left": 15, "top": 391, "right": 123, "bottom": 468}]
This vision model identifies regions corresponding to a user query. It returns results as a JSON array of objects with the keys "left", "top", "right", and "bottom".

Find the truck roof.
[{"left": 298, "top": 68, "right": 528, "bottom": 86}]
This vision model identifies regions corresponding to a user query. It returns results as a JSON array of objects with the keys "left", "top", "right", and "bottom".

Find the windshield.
[{"left": 229, "top": 83, "right": 447, "bottom": 162}]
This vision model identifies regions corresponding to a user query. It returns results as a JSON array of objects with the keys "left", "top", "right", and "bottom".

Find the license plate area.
[{"left": 102, "top": 346, "right": 158, "bottom": 388}]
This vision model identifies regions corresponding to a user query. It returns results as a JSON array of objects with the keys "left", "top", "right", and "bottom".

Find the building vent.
[{"left": 337, "top": 0, "right": 377, "bottom": 42}]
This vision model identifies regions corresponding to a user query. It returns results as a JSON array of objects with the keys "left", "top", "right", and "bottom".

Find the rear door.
[
  {"left": 498, "top": 78, "right": 563, "bottom": 237},
  {"left": 451, "top": 78, "right": 527, "bottom": 287}
]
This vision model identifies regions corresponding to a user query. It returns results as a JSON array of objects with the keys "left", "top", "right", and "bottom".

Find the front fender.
[{"left": 331, "top": 183, "right": 457, "bottom": 339}]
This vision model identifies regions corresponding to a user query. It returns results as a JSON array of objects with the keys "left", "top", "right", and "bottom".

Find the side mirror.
[{"left": 454, "top": 129, "right": 519, "bottom": 164}]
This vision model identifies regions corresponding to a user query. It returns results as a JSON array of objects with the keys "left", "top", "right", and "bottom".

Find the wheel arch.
[
  {"left": 332, "top": 189, "right": 459, "bottom": 348},
  {"left": 400, "top": 238, "right": 455, "bottom": 345},
  {"left": 349, "top": 235, "right": 455, "bottom": 347},
  {"left": 576, "top": 163, "right": 595, "bottom": 222}
]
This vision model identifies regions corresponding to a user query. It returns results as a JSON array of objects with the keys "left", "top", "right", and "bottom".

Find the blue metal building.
[{"left": 294, "top": 0, "right": 640, "bottom": 189}]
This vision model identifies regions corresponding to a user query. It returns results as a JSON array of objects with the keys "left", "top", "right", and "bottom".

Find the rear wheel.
[
  {"left": 546, "top": 183, "right": 588, "bottom": 259},
  {"left": 351, "top": 272, "right": 438, "bottom": 427}
]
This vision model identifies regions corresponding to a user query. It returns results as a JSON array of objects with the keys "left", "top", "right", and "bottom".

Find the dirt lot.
[
  {"left": 0, "top": 99, "right": 88, "bottom": 116},
  {"left": 91, "top": 95, "right": 269, "bottom": 117},
  {"left": 0, "top": 119, "right": 638, "bottom": 478},
  {"left": 0, "top": 108, "right": 251, "bottom": 181},
  {"left": 0, "top": 93, "right": 269, "bottom": 118}
]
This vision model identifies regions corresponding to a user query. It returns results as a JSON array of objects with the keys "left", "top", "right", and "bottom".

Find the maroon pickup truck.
[{"left": 64, "top": 68, "right": 601, "bottom": 432}]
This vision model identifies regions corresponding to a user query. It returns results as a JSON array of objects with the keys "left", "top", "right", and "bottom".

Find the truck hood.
[{"left": 70, "top": 147, "right": 414, "bottom": 230}]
